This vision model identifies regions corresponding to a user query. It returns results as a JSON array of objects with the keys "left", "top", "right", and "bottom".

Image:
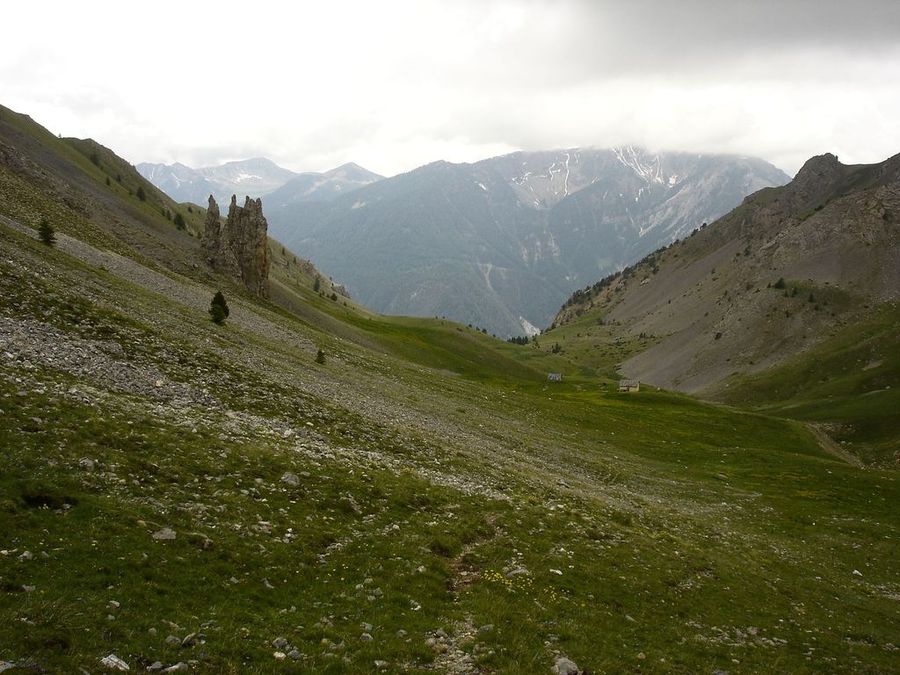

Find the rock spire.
[{"left": 202, "top": 195, "right": 270, "bottom": 297}]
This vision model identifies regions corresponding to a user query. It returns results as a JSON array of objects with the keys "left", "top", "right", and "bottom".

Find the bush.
[
  {"left": 315, "top": 349, "right": 326, "bottom": 364},
  {"left": 37, "top": 218, "right": 55, "bottom": 246},
  {"left": 773, "top": 277, "right": 786, "bottom": 289},
  {"left": 209, "top": 291, "right": 229, "bottom": 325},
  {"left": 173, "top": 212, "right": 186, "bottom": 230},
  {"left": 136, "top": 186, "right": 146, "bottom": 201}
]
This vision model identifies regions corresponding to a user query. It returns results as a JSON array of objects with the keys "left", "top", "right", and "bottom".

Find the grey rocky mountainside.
[
  {"left": 553, "top": 152, "right": 900, "bottom": 393},
  {"left": 265, "top": 146, "right": 789, "bottom": 337}
]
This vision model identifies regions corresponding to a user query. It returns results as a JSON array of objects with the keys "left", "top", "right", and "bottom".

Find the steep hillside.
[
  {"left": 137, "top": 158, "right": 299, "bottom": 206},
  {"left": 266, "top": 147, "right": 789, "bottom": 336},
  {"left": 1, "top": 107, "right": 898, "bottom": 673},
  {"left": 551, "top": 152, "right": 900, "bottom": 462}
]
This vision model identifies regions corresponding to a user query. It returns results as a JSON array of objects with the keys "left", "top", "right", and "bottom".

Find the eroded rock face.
[{"left": 203, "top": 195, "right": 270, "bottom": 297}]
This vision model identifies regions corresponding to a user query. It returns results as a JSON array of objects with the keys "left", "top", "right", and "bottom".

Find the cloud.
[{"left": 3, "top": 1, "right": 899, "bottom": 176}]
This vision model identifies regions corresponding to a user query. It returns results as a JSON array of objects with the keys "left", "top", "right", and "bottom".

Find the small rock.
[
  {"left": 505, "top": 567, "right": 529, "bottom": 578},
  {"left": 478, "top": 624, "right": 494, "bottom": 633},
  {"left": 165, "top": 635, "right": 181, "bottom": 646},
  {"left": 360, "top": 632, "right": 373, "bottom": 641},
  {"left": 148, "top": 628, "right": 157, "bottom": 636},
  {"left": 360, "top": 622, "right": 373, "bottom": 632},
  {"left": 146, "top": 662, "right": 164, "bottom": 672},
  {"left": 79, "top": 458, "right": 96, "bottom": 471},
  {"left": 374, "top": 660, "right": 388, "bottom": 669},
  {"left": 435, "top": 628, "right": 447, "bottom": 639},
  {"left": 287, "top": 649, "right": 303, "bottom": 660},
  {"left": 181, "top": 632, "right": 198, "bottom": 647},
  {"left": 108, "top": 600, "right": 120, "bottom": 609},
  {"left": 552, "top": 655, "right": 580, "bottom": 675},
  {"left": 0, "top": 662, "right": 16, "bottom": 673},
  {"left": 100, "top": 653, "right": 130, "bottom": 671},
  {"left": 637, "top": 652, "right": 646, "bottom": 660},
  {"left": 18, "top": 550, "right": 33, "bottom": 561},
  {"left": 852, "top": 569, "right": 863, "bottom": 577},
  {"left": 272, "top": 637, "right": 290, "bottom": 650},
  {"left": 153, "top": 528, "right": 177, "bottom": 541},
  {"left": 162, "top": 664, "right": 187, "bottom": 673},
  {"left": 273, "top": 651, "right": 286, "bottom": 661},
  {"left": 281, "top": 472, "right": 300, "bottom": 487}
]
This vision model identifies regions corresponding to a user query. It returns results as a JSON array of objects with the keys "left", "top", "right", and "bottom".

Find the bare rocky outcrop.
[{"left": 203, "top": 195, "right": 270, "bottom": 297}]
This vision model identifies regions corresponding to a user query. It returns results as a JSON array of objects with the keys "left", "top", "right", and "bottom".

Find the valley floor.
[{"left": 1, "top": 219, "right": 898, "bottom": 673}]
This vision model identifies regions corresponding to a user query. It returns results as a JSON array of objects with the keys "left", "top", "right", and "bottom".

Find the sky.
[{"left": 3, "top": 0, "right": 899, "bottom": 177}]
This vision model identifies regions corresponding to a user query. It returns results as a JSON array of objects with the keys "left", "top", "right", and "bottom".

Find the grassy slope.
[
  {"left": 0, "top": 112, "right": 898, "bottom": 673},
  {"left": 718, "top": 303, "right": 900, "bottom": 465}
]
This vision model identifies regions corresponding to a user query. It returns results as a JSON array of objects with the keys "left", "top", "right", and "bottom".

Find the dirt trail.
[{"left": 804, "top": 422, "right": 864, "bottom": 468}]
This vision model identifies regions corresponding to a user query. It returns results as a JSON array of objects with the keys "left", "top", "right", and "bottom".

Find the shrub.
[
  {"left": 37, "top": 217, "right": 55, "bottom": 246},
  {"left": 315, "top": 349, "right": 326, "bottom": 364},
  {"left": 209, "top": 291, "right": 229, "bottom": 325},
  {"left": 173, "top": 212, "right": 186, "bottom": 230},
  {"left": 773, "top": 277, "right": 786, "bottom": 289},
  {"left": 136, "top": 186, "right": 146, "bottom": 201}
]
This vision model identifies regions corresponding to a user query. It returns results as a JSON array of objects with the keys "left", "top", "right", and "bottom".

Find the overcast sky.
[{"left": 4, "top": 0, "right": 899, "bottom": 176}]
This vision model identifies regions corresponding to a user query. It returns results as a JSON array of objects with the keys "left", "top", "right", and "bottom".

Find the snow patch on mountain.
[{"left": 613, "top": 145, "right": 665, "bottom": 185}]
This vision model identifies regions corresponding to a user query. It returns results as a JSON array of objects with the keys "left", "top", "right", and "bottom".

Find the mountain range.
[
  {"left": 264, "top": 147, "right": 790, "bottom": 336},
  {"left": 136, "top": 158, "right": 382, "bottom": 207}
]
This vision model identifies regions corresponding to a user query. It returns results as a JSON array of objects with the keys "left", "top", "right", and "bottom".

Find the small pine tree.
[
  {"left": 209, "top": 291, "right": 230, "bottom": 324},
  {"left": 173, "top": 212, "right": 186, "bottom": 230},
  {"left": 105, "top": 176, "right": 111, "bottom": 186},
  {"left": 136, "top": 186, "right": 146, "bottom": 201},
  {"left": 37, "top": 218, "right": 56, "bottom": 245},
  {"left": 315, "top": 348, "right": 326, "bottom": 364},
  {"left": 313, "top": 275, "right": 321, "bottom": 292}
]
